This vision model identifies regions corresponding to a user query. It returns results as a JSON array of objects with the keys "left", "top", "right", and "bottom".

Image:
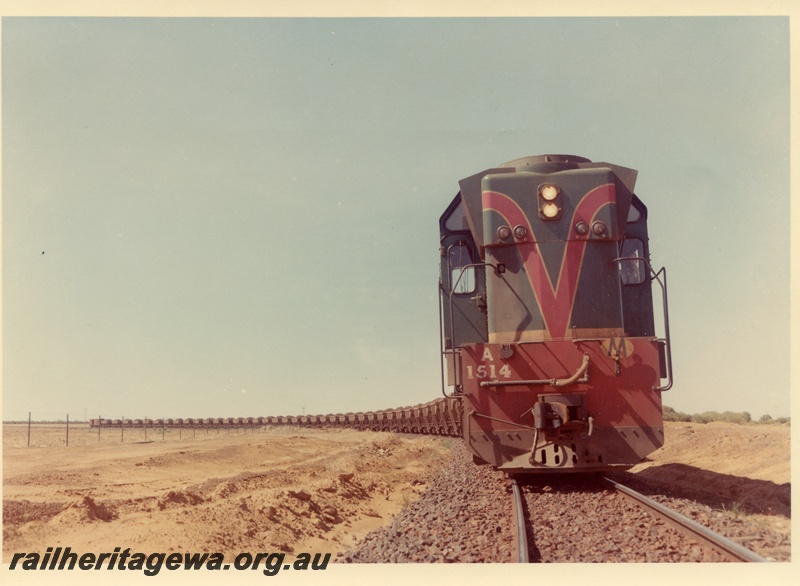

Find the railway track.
[
  {"left": 511, "top": 478, "right": 530, "bottom": 563},
  {"left": 340, "top": 442, "right": 787, "bottom": 562},
  {"left": 598, "top": 477, "right": 768, "bottom": 562},
  {"left": 511, "top": 475, "right": 768, "bottom": 562}
]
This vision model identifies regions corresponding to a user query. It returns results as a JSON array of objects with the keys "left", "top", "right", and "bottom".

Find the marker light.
[
  {"left": 497, "top": 226, "right": 512, "bottom": 241},
  {"left": 513, "top": 225, "right": 528, "bottom": 239},
  {"left": 542, "top": 202, "right": 560, "bottom": 219},
  {"left": 591, "top": 221, "right": 607, "bottom": 236},
  {"left": 575, "top": 221, "right": 589, "bottom": 235},
  {"left": 540, "top": 184, "right": 559, "bottom": 201}
]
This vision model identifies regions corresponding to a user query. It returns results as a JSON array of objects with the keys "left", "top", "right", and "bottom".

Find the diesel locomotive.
[{"left": 439, "top": 154, "right": 672, "bottom": 472}]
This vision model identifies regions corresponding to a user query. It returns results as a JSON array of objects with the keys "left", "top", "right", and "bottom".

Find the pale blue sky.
[{"left": 2, "top": 16, "right": 791, "bottom": 421}]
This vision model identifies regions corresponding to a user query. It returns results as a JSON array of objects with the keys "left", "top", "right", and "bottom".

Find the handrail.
[
  {"left": 480, "top": 353, "right": 590, "bottom": 388},
  {"left": 652, "top": 266, "right": 673, "bottom": 391},
  {"left": 611, "top": 256, "right": 673, "bottom": 391},
  {"left": 446, "top": 260, "right": 504, "bottom": 394},
  {"left": 438, "top": 282, "right": 450, "bottom": 398}
]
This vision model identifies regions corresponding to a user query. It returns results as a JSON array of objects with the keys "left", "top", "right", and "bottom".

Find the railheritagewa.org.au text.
[{"left": 9, "top": 546, "right": 331, "bottom": 576}]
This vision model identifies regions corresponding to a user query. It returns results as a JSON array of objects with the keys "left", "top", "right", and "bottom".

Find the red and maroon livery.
[{"left": 439, "top": 155, "right": 672, "bottom": 473}]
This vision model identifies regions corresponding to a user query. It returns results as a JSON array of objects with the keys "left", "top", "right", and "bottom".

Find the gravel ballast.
[{"left": 339, "top": 443, "right": 790, "bottom": 563}]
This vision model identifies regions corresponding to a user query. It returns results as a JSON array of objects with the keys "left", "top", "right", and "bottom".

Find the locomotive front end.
[{"left": 439, "top": 155, "right": 672, "bottom": 473}]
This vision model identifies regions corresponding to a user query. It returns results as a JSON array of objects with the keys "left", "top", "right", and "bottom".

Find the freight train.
[{"left": 91, "top": 154, "right": 671, "bottom": 474}]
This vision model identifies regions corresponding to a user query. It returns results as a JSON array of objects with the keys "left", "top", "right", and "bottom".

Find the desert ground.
[
  {"left": 2, "top": 421, "right": 791, "bottom": 562},
  {"left": 630, "top": 421, "right": 791, "bottom": 517}
]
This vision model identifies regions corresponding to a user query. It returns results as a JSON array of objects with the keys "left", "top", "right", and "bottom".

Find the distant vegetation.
[{"left": 663, "top": 406, "right": 790, "bottom": 425}]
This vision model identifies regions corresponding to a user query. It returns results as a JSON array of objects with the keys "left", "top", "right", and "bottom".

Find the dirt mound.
[
  {"left": 3, "top": 500, "right": 66, "bottom": 525},
  {"left": 51, "top": 496, "right": 117, "bottom": 524},
  {"left": 3, "top": 428, "right": 452, "bottom": 561},
  {"left": 157, "top": 489, "right": 205, "bottom": 509},
  {"left": 629, "top": 422, "right": 790, "bottom": 517},
  {"left": 635, "top": 422, "right": 790, "bottom": 482}
]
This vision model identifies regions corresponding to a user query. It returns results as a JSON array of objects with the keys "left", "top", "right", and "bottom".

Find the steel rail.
[
  {"left": 600, "top": 477, "right": 768, "bottom": 562},
  {"left": 511, "top": 478, "right": 530, "bottom": 563}
]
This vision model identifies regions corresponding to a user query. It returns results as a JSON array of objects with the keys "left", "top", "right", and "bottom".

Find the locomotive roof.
[
  {"left": 495, "top": 154, "right": 637, "bottom": 195},
  {"left": 499, "top": 154, "right": 592, "bottom": 169}
]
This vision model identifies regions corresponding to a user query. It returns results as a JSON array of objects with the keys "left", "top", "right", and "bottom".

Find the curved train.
[
  {"left": 89, "top": 404, "right": 462, "bottom": 435},
  {"left": 91, "top": 154, "right": 671, "bottom": 474}
]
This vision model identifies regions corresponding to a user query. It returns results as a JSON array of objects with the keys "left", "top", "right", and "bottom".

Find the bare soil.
[
  {"left": 3, "top": 425, "right": 453, "bottom": 562},
  {"left": 629, "top": 421, "right": 790, "bottom": 516},
  {"left": 2, "top": 421, "right": 790, "bottom": 562}
]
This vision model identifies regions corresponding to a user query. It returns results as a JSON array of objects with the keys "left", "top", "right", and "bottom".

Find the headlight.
[
  {"left": 538, "top": 184, "right": 562, "bottom": 220},
  {"left": 540, "top": 184, "right": 559, "bottom": 201},
  {"left": 541, "top": 202, "right": 560, "bottom": 218}
]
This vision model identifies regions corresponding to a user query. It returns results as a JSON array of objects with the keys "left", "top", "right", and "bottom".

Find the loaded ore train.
[{"left": 92, "top": 154, "right": 672, "bottom": 474}]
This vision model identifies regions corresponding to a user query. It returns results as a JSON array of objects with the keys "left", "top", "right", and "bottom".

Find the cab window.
[
  {"left": 448, "top": 244, "right": 475, "bottom": 294},
  {"left": 618, "top": 239, "right": 646, "bottom": 285}
]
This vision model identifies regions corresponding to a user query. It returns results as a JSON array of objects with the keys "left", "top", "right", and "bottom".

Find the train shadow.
[{"left": 608, "top": 463, "right": 791, "bottom": 518}]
